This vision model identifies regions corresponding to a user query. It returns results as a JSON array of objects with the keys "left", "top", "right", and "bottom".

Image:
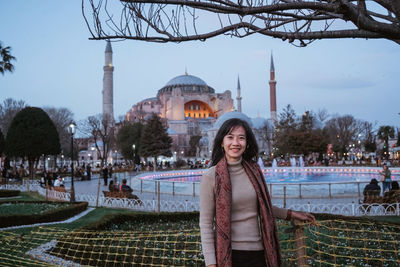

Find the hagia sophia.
[{"left": 102, "top": 41, "right": 278, "bottom": 159}]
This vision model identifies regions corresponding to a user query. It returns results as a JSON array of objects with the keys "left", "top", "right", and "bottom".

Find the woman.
[{"left": 200, "top": 118, "right": 316, "bottom": 267}]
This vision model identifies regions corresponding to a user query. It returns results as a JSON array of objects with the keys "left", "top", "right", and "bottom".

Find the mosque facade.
[
  {"left": 126, "top": 73, "right": 235, "bottom": 154},
  {"left": 100, "top": 41, "right": 277, "bottom": 159}
]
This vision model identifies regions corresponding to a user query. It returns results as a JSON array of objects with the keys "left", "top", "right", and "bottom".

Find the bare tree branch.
[
  {"left": 82, "top": 0, "right": 400, "bottom": 46},
  {"left": 79, "top": 114, "right": 115, "bottom": 166}
]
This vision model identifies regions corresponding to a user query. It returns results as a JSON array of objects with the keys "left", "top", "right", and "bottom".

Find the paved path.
[{"left": 64, "top": 172, "right": 135, "bottom": 195}]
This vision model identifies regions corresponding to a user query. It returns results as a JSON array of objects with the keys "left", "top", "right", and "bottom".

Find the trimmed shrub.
[
  {"left": 0, "top": 190, "right": 20, "bottom": 198},
  {"left": 0, "top": 201, "right": 88, "bottom": 228},
  {"left": 84, "top": 211, "right": 199, "bottom": 230}
]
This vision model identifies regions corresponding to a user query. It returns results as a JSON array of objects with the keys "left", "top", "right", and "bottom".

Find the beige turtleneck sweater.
[{"left": 199, "top": 159, "right": 288, "bottom": 266}]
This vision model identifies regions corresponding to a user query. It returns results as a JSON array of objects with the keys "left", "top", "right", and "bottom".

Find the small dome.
[
  {"left": 213, "top": 111, "right": 253, "bottom": 130},
  {"left": 165, "top": 74, "right": 207, "bottom": 87},
  {"left": 251, "top": 117, "right": 268, "bottom": 129},
  {"left": 139, "top": 97, "right": 159, "bottom": 104},
  {"left": 199, "top": 136, "right": 209, "bottom": 146},
  {"left": 158, "top": 73, "right": 215, "bottom": 95}
]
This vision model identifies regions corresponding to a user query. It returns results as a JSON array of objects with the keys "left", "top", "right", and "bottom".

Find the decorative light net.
[{"left": 1, "top": 219, "right": 400, "bottom": 266}]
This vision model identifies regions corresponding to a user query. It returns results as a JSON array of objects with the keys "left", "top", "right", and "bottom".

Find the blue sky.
[{"left": 1, "top": 1, "right": 399, "bottom": 129}]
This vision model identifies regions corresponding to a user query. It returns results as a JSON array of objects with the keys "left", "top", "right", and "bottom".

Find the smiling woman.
[
  {"left": 200, "top": 118, "right": 316, "bottom": 267},
  {"left": 221, "top": 126, "right": 246, "bottom": 162}
]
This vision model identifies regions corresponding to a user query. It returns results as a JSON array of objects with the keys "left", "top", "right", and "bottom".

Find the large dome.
[
  {"left": 158, "top": 73, "right": 215, "bottom": 95},
  {"left": 213, "top": 111, "right": 253, "bottom": 130},
  {"left": 165, "top": 74, "right": 207, "bottom": 87}
]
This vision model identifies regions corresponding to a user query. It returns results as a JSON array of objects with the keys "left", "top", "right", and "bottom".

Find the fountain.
[
  {"left": 272, "top": 159, "right": 278, "bottom": 169},
  {"left": 299, "top": 156, "right": 305, "bottom": 167},
  {"left": 290, "top": 157, "right": 297, "bottom": 167}
]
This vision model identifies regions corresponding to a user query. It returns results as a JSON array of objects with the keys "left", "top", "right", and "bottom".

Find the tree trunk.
[
  {"left": 43, "top": 155, "right": 47, "bottom": 172},
  {"left": 29, "top": 159, "right": 34, "bottom": 180},
  {"left": 54, "top": 154, "right": 58, "bottom": 170}
]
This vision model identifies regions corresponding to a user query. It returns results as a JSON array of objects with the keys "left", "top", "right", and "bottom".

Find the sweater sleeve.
[
  {"left": 272, "top": 205, "right": 288, "bottom": 220},
  {"left": 199, "top": 167, "right": 216, "bottom": 266}
]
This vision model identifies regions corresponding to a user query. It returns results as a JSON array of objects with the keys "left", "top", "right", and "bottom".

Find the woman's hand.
[
  {"left": 207, "top": 265, "right": 217, "bottom": 267},
  {"left": 292, "top": 211, "right": 316, "bottom": 225}
]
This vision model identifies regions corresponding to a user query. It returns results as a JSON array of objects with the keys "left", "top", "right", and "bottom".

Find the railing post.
[
  {"left": 397, "top": 203, "right": 400, "bottom": 216},
  {"left": 329, "top": 183, "right": 332, "bottom": 199},
  {"left": 155, "top": 181, "right": 157, "bottom": 194},
  {"left": 140, "top": 179, "right": 143, "bottom": 193},
  {"left": 269, "top": 183, "right": 272, "bottom": 196},
  {"left": 157, "top": 181, "right": 161, "bottom": 213},
  {"left": 293, "top": 219, "right": 307, "bottom": 267},
  {"left": 352, "top": 202, "right": 355, "bottom": 216},
  {"left": 193, "top": 182, "right": 196, "bottom": 197},
  {"left": 283, "top": 186, "right": 287, "bottom": 209},
  {"left": 357, "top": 182, "right": 361, "bottom": 200},
  {"left": 96, "top": 174, "right": 101, "bottom": 207},
  {"left": 45, "top": 179, "right": 48, "bottom": 201},
  {"left": 299, "top": 184, "right": 302, "bottom": 199},
  {"left": 172, "top": 181, "right": 175, "bottom": 196}
]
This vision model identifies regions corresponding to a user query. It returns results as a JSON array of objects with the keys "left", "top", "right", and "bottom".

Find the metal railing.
[
  {"left": 1, "top": 167, "right": 400, "bottom": 215},
  {"left": 2, "top": 182, "right": 399, "bottom": 216}
]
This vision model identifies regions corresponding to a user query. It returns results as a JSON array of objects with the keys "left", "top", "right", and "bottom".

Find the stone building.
[
  {"left": 120, "top": 49, "right": 279, "bottom": 159},
  {"left": 126, "top": 72, "right": 235, "bottom": 152}
]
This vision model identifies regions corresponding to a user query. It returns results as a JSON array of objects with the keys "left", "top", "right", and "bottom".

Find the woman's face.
[{"left": 222, "top": 126, "right": 246, "bottom": 162}]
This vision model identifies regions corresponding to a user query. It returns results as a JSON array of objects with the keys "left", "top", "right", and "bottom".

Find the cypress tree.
[
  {"left": 5, "top": 107, "right": 61, "bottom": 179},
  {"left": 0, "top": 129, "right": 4, "bottom": 157},
  {"left": 140, "top": 114, "right": 172, "bottom": 171}
]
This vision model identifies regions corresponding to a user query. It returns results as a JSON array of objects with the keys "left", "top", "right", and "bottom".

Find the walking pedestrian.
[{"left": 102, "top": 165, "right": 109, "bottom": 186}]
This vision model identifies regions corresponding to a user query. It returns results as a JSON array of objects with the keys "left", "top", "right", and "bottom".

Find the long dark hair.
[{"left": 211, "top": 118, "right": 258, "bottom": 166}]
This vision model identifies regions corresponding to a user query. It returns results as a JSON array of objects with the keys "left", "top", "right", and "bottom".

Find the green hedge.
[
  {"left": 0, "top": 201, "right": 88, "bottom": 228},
  {"left": 84, "top": 211, "right": 199, "bottom": 230},
  {"left": 0, "top": 190, "right": 20, "bottom": 198}
]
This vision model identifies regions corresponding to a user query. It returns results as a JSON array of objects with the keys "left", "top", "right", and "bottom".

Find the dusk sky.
[{"left": 1, "top": 1, "right": 399, "bottom": 129}]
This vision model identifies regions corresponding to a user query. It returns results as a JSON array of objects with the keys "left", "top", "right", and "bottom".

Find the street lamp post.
[
  {"left": 132, "top": 144, "right": 136, "bottom": 168},
  {"left": 67, "top": 122, "right": 76, "bottom": 202}
]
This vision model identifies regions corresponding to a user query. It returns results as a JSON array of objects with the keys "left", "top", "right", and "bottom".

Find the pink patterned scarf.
[{"left": 214, "top": 157, "right": 282, "bottom": 267}]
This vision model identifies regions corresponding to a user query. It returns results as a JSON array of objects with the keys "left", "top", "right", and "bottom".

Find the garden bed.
[
  {"left": 45, "top": 212, "right": 400, "bottom": 266},
  {"left": 2, "top": 211, "right": 398, "bottom": 266},
  {"left": 49, "top": 212, "right": 202, "bottom": 266},
  {"left": 0, "top": 201, "right": 88, "bottom": 228},
  {"left": 0, "top": 202, "right": 72, "bottom": 216}
]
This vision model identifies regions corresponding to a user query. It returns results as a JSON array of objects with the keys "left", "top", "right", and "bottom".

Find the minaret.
[
  {"left": 236, "top": 75, "right": 242, "bottom": 112},
  {"left": 269, "top": 52, "right": 277, "bottom": 123},
  {"left": 103, "top": 40, "right": 114, "bottom": 123}
]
